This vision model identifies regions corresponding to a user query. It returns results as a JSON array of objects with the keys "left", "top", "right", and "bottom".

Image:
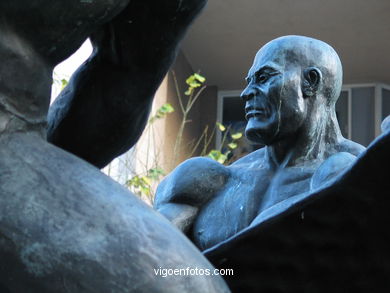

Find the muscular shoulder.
[
  {"left": 154, "top": 157, "right": 230, "bottom": 209},
  {"left": 311, "top": 150, "right": 358, "bottom": 190},
  {"left": 336, "top": 138, "right": 366, "bottom": 156}
]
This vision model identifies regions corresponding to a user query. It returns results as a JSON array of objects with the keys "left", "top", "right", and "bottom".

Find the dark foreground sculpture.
[
  {"left": 45, "top": 0, "right": 209, "bottom": 169},
  {"left": 155, "top": 36, "right": 390, "bottom": 291},
  {"left": 0, "top": 1, "right": 230, "bottom": 292}
]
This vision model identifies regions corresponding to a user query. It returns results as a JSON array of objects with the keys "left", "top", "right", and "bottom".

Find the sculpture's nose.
[{"left": 240, "top": 86, "right": 256, "bottom": 102}]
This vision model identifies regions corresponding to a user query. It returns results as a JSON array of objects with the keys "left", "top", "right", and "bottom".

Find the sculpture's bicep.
[
  {"left": 154, "top": 157, "right": 230, "bottom": 232},
  {"left": 155, "top": 157, "right": 230, "bottom": 207}
]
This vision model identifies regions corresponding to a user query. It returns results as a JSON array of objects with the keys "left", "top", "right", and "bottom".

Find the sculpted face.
[{"left": 241, "top": 39, "right": 309, "bottom": 145}]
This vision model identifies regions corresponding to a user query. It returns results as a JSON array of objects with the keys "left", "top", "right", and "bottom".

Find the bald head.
[
  {"left": 251, "top": 35, "right": 343, "bottom": 104},
  {"left": 242, "top": 35, "right": 345, "bottom": 145}
]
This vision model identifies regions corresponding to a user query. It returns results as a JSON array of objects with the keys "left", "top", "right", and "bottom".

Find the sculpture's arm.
[
  {"left": 154, "top": 157, "right": 230, "bottom": 234},
  {"left": 47, "top": 0, "right": 207, "bottom": 168}
]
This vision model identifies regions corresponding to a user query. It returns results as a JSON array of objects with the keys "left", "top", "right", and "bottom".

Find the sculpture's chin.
[{"left": 245, "top": 118, "right": 278, "bottom": 145}]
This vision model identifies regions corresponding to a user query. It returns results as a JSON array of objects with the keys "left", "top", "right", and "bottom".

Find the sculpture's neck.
[
  {"left": 266, "top": 101, "right": 342, "bottom": 168},
  {"left": 0, "top": 28, "right": 52, "bottom": 137}
]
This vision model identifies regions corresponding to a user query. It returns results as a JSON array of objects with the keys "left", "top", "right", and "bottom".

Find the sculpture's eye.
[{"left": 257, "top": 73, "right": 269, "bottom": 84}]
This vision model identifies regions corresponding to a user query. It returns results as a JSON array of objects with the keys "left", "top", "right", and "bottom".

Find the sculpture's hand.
[
  {"left": 154, "top": 157, "right": 229, "bottom": 234},
  {"left": 47, "top": 0, "right": 207, "bottom": 168}
]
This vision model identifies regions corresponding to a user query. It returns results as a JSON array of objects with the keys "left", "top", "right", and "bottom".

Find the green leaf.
[
  {"left": 207, "top": 150, "right": 220, "bottom": 161},
  {"left": 147, "top": 167, "right": 165, "bottom": 180},
  {"left": 141, "top": 176, "right": 152, "bottom": 186},
  {"left": 228, "top": 142, "right": 238, "bottom": 149},
  {"left": 160, "top": 103, "right": 174, "bottom": 114},
  {"left": 149, "top": 103, "right": 175, "bottom": 123},
  {"left": 194, "top": 73, "right": 206, "bottom": 83},
  {"left": 186, "top": 75, "right": 196, "bottom": 86},
  {"left": 189, "top": 81, "right": 201, "bottom": 88},
  {"left": 216, "top": 122, "right": 226, "bottom": 132},
  {"left": 231, "top": 132, "right": 243, "bottom": 140},
  {"left": 126, "top": 175, "right": 142, "bottom": 188},
  {"left": 61, "top": 78, "right": 68, "bottom": 90},
  {"left": 185, "top": 88, "right": 194, "bottom": 96},
  {"left": 186, "top": 76, "right": 199, "bottom": 87},
  {"left": 207, "top": 150, "right": 228, "bottom": 164},
  {"left": 140, "top": 185, "right": 151, "bottom": 196},
  {"left": 184, "top": 73, "right": 206, "bottom": 96},
  {"left": 217, "top": 153, "right": 228, "bottom": 164}
]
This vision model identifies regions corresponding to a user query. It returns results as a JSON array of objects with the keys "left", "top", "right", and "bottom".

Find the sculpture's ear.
[{"left": 302, "top": 67, "right": 322, "bottom": 98}]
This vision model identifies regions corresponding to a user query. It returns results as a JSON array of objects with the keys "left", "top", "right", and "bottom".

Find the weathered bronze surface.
[
  {"left": 156, "top": 36, "right": 390, "bottom": 291},
  {"left": 156, "top": 36, "right": 365, "bottom": 249},
  {"left": 0, "top": 1, "right": 230, "bottom": 292}
]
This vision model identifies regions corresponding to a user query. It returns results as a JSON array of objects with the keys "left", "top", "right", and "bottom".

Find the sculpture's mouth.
[{"left": 245, "top": 107, "right": 266, "bottom": 120}]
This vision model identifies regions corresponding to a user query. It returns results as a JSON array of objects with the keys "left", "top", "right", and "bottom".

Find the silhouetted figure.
[{"left": 0, "top": 1, "right": 229, "bottom": 292}]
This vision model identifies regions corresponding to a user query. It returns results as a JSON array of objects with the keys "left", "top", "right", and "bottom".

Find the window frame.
[{"left": 217, "top": 83, "right": 390, "bottom": 147}]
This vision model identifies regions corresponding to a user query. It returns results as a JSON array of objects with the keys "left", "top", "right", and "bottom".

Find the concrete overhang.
[{"left": 182, "top": 0, "right": 390, "bottom": 90}]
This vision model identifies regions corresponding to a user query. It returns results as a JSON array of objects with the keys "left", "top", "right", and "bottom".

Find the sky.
[{"left": 51, "top": 39, "right": 93, "bottom": 103}]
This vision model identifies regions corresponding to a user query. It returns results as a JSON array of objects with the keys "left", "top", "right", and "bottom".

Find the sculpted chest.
[
  {"left": 192, "top": 167, "right": 271, "bottom": 250},
  {"left": 192, "top": 165, "right": 316, "bottom": 250},
  {"left": 155, "top": 154, "right": 346, "bottom": 251}
]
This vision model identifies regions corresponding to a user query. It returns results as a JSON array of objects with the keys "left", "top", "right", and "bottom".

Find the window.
[{"left": 218, "top": 83, "right": 390, "bottom": 148}]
